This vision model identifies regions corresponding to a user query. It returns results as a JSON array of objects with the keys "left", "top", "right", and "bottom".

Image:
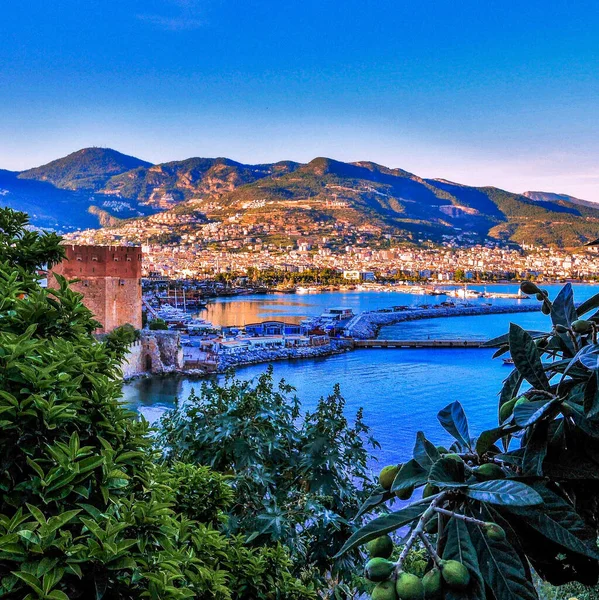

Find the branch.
[
  {"left": 395, "top": 493, "right": 446, "bottom": 574},
  {"left": 433, "top": 506, "right": 487, "bottom": 526},
  {"left": 419, "top": 532, "right": 443, "bottom": 568}
]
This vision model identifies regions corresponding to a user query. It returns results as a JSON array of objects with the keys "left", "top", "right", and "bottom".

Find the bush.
[
  {"left": 0, "top": 208, "right": 314, "bottom": 600},
  {"left": 158, "top": 368, "right": 379, "bottom": 596},
  {"left": 149, "top": 318, "right": 169, "bottom": 330},
  {"left": 339, "top": 281, "right": 599, "bottom": 599}
]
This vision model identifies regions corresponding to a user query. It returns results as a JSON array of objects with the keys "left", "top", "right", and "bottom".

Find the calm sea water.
[{"left": 123, "top": 283, "right": 598, "bottom": 469}]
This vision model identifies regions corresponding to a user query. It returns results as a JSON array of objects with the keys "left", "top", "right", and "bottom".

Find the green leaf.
[
  {"left": 437, "top": 401, "right": 471, "bottom": 449},
  {"left": 476, "top": 425, "right": 519, "bottom": 456},
  {"left": 464, "top": 480, "right": 543, "bottom": 506},
  {"left": 390, "top": 459, "right": 428, "bottom": 493},
  {"left": 12, "top": 572, "right": 44, "bottom": 597},
  {"left": 498, "top": 369, "right": 523, "bottom": 412},
  {"left": 335, "top": 500, "right": 431, "bottom": 557},
  {"left": 577, "top": 291, "right": 599, "bottom": 317},
  {"left": 551, "top": 283, "right": 577, "bottom": 327},
  {"left": 513, "top": 399, "right": 560, "bottom": 428},
  {"left": 521, "top": 422, "right": 548, "bottom": 477},
  {"left": 355, "top": 488, "right": 395, "bottom": 519},
  {"left": 508, "top": 324, "right": 550, "bottom": 391},
  {"left": 509, "top": 485, "right": 599, "bottom": 560},
  {"left": 466, "top": 513, "right": 537, "bottom": 600},
  {"left": 442, "top": 517, "right": 486, "bottom": 600},
  {"left": 412, "top": 431, "right": 440, "bottom": 468},
  {"left": 429, "top": 457, "right": 466, "bottom": 486}
]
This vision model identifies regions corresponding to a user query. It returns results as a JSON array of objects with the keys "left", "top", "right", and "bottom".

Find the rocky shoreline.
[{"left": 346, "top": 304, "right": 541, "bottom": 339}]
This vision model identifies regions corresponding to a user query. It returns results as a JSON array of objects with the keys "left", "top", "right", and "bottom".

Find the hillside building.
[{"left": 50, "top": 244, "right": 143, "bottom": 332}]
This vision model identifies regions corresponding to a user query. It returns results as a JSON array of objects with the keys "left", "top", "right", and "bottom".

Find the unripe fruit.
[
  {"left": 395, "top": 572, "right": 424, "bottom": 600},
  {"left": 379, "top": 465, "right": 401, "bottom": 490},
  {"left": 572, "top": 319, "right": 592, "bottom": 334},
  {"left": 514, "top": 395, "right": 529, "bottom": 408},
  {"left": 535, "top": 292, "right": 544, "bottom": 301},
  {"left": 365, "top": 558, "right": 395, "bottom": 582},
  {"left": 541, "top": 302, "right": 551, "bottom": 315},
  {"left": 422, "top": 483, "right": 439, "bottom": 498},
  {"left": 372, "top": 580, "right": 398, "bottom": 600},
  {"left": 395, "top": 485, "right": 414, "bottom": 500},
  {"left": 475, "top": 463, "right": 505, "bottom": 480},
  {"left": 440, "top": 560, "right": 470, "bottom": 591},
  {"left": 520, "top": 281, "right": 539, "bottom": 295},
  {"left": 444, "top": 453, "right": 464, "bottom": 463},
  {"left": 366, "top": 535, "right": 394, "bottom": 559},
  {"left": 499, "top": 398, "right": 518, "bottom": 422},
  {"left": 484, "top": 522, "right": 507, "bottom": 541},
  {"left": 422, "top": 568, "right": 442, "bottom": 599},
  {"left": 436, "top": 446, "right": 449, "bottom": 454}
]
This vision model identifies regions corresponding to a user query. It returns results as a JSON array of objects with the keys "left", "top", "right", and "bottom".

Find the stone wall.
[{"left": 121, "top": 331, "right": 184, "bottom": 379}]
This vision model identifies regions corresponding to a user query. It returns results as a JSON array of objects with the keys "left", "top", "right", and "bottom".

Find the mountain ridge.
[{"left": 3, "top": 147, "right": 599, "bottom": 246}]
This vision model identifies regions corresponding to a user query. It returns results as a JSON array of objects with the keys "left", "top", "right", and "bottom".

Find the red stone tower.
[{"left": 50, "top": 245, "right": 143, "bottom": 332}]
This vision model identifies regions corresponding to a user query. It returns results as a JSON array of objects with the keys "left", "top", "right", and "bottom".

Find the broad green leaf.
[
  {"left": 437, "top": 401, "right": 471, "bottom": 449},
  {"left": 508, "top": 324, "right": 550, "bottom": 391},
  {"left": 335, "top": 500, "right": 431, "bottom": 556},
  {"left": 466, "top": 513, "right": 537, "bottom": 600},
  {"left": 412, "top": 431, "right": 440, "bottom": 468},
  {"left": 464, "top": 480, "right": 542, "bottom": 506},
  {"left": 551, "top": 283, "right": 577, "bottom": 328},
  {"left": 521, "top": 422, "right": 548, "bottom": 477},
  {"left": 577, "top": 291, "right": 599, "bottom": 317},
  {"left": 513, "top": 399, "right": 559, "bottom": 428},
  {"left": 483, "top": 331, "right": 547, "bottom": 348},
  {"left": 390, "top": 459, "right": 428, "bottom": 493},
  {"left": 429, "top": 457, "right": 466, "bottom": 486},
  {"left": 509, "top": 485, "right": 599, "bottom": 560},
  {"left": 442, "top": 517, "right": 486, "bottom": 600},
  {"left": 476, "top": 425, "right": 519, "bottom": 456},
  {"left": 355, "top": 488, "right": 394, "bottom": 519}
]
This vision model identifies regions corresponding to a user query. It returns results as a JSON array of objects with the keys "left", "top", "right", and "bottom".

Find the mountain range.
[{"left": 2, "top": 147, "right": 599, "bottom": 247}]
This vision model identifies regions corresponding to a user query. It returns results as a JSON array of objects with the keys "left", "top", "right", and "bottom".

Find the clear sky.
[{"left": 2, "top": 0, "right": 599, "bottom": 199}]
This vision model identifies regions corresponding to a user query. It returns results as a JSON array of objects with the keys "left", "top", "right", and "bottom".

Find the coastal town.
[{"left": 66, "top": 223, "right": 599, "bottom": 282}]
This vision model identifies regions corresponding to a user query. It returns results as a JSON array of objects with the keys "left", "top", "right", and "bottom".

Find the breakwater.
[{"left": 346, "top": 304, "right": 541, "bottom": 340}]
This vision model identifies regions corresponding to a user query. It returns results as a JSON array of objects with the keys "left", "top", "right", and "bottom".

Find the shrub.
[
  {"left": 149, "top": 318, "right": 169, "bottom": 330},
  {"left": 158, "top": 368, "right": 379, "bottom": 596},
  {"left": 339, "top": 281, "right": 599, "bottom": 599},
  {"left": 0, "top": 208, "right": 314, "bottom": 600}
]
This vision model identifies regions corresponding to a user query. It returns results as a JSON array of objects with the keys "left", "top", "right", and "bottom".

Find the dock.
[{"left": 353, "top": 339, "right": 484, "bottom": 349}]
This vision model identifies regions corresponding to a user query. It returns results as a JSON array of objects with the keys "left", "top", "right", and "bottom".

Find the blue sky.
[{"left": 1, "top": 0, "right": 599, "bottom": 199}]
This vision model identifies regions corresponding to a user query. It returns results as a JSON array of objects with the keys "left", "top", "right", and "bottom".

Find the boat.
[{"left": 502, "top": 358, "right": 514, "bottom": 366}]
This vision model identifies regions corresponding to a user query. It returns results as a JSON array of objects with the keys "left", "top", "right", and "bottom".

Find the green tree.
[
  {"left": 157, "top": 368, "right": 379, "bottom": 597},
  {"left": 338, "top": 281, "right": 599, "bottom": 599},
  {"left": 0, "top": 208, "right": 313, "bottom": 600}
]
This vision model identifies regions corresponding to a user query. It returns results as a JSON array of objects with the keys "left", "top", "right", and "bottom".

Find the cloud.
[{"left": 137, "top": 0, "right": 206, "bottom": 31}]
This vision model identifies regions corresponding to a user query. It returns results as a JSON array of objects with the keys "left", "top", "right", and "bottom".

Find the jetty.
[{"left": 353, "top": 339, "right": 484, "bottom": 349}]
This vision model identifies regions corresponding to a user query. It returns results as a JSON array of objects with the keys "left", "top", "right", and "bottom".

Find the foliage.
[
  {"left": 0, "top": 208, "right": 314, "bottom": 600},
  {"left": 103, "top": 323, "right": 141, "bottom": 360},
  {"left": 338, "top": 281, "right": 599, "bottom": 599},
  {"left": 157, "top": 368, "right": 379, "bottom": 596},
  {"left": 148, "top": 318, "right": 169, "bottom": 330}
]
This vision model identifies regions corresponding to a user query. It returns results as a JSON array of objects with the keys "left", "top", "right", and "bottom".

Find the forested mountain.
[{"left": 3, "top": 148, "right": 599, "bottom": 246}]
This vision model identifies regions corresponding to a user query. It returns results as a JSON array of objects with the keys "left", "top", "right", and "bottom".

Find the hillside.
[
  {"left": 3, "top": 148, "right": 599, "bottom": 246},
  {"left": 100, "top": 157, "right": 300, "bottom": 208},
  {"left": 18, "top": 147, "right": 152, "bottom": 191}
]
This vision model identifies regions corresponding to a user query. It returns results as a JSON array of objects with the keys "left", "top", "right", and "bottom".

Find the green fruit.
[
  {"left": 475, "top": 463, "right": 505, "bottom": 480},
  {"left": 514, "top": 396, "right": 529, "bottom": 408},
  {"left": 395, "top": 572, "right": 424, "bottom": 600},
  {"left": 366, "top": 535, "right": 394, "bottom": 559},
  {"left": 535, "top": 292, "right": 544, "bottom": 301},
  {"left": 365, "top": 558, "right": 395, "bottom": 582},
  {"left": 395, "top": 485, "right": 414, "bottom": 500},
  {"left": 436, "top": 446, "right": 449, "bottom": 454},
  {"left": 422, "top": 568, "right": 442, "bottom": 599},
  {"left": 499, "top": 398, "right": 517, "bottom": 422},
  {"left": 422, "top": 483, "right": 439, "bottom": 498},
  {"left": 440, "top": 560, "right": 470, "bottom": 591},
  {"left": 444, "top": 453, "right": 464, "bottom": 463},
  {"left": 520, "top": 281, "right": 539, "bottom": 295},
  {"left": 379, "top": 465, "right": 401, "bottom": 490},
  {"left": 372, "top": 580, "right": 398, "bottom": 600},
  {"left": 541, "top": 302, "right": 551, "bottom": 315},
  {"left": 484, "top": 522, "right": 507, "bottom": 541},
  {"left": 572, "top": 319, "right": 593, "bottom": 334}
]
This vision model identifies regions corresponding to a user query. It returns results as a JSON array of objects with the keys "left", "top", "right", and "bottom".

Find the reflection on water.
[{"left": 199, "top": 284, "right": 599, "bottom": 327}]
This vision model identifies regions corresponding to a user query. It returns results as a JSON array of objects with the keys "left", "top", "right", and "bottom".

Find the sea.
[{"left": 122, "top": 283, "right": 598, "bottom": 471}]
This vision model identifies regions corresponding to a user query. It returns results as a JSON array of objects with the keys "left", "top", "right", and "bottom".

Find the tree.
[
  {"left": 157, "top": 368, "right": 379, "bottom": 597},
  {"left": 149, "top": 317, "right": 169, "bottom": 330},
  {"left": 0, "top": 208, "right": 314, "bottom": 600},
  {"left": 338, "top": 281, "right": 599, "bottom": 599}
]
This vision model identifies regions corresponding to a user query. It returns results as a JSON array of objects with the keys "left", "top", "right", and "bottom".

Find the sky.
[{"left": 1, "top": 0, "right": 599, "bottom": 199}]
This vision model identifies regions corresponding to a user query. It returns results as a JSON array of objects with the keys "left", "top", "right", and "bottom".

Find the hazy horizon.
[{"left": 2, "top": 0, "right": 598, "bottom": 200}]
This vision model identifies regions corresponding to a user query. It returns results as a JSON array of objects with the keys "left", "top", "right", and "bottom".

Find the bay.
[{"left": 123, "top": 283, "right": 598, "bottom": 469}]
